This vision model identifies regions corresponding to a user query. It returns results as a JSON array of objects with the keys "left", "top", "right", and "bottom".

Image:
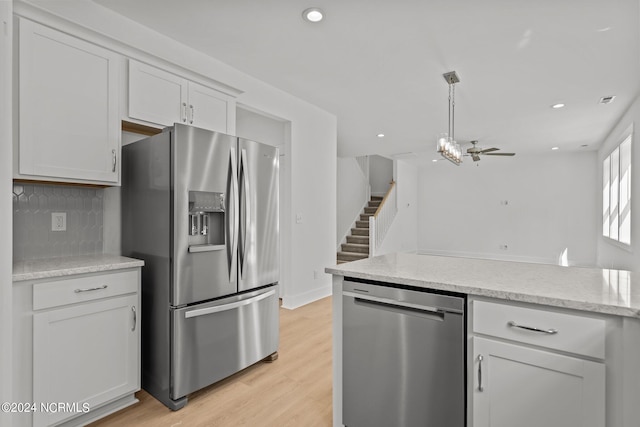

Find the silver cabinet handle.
[
  {"left": 112, "top": 149, "right": 117, "bottom": 172},
  {"left": 477, "top": 354, "right": 484, "bottom": 392},
  {"left": 189, "top": 104, "right": 194, "bottom": 124},
  {"left": 507, "top": 320, "right": 558, "bottom": 335},
  {"left": 131, "top": 306, "right": 137, "bottom": 331},
  {"left": 182, "top": 102, "right": 187, "bottom": 122},
  {"left": 74, "top": 284, "right": 107, "bottom": 293}
]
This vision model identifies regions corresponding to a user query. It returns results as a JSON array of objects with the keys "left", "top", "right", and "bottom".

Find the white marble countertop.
[
  {"left": 13, "top": 254, "right": 144, "bottom": 282},
  {"left": 325, "top": 252, "right": 640, "bottom": 318}
]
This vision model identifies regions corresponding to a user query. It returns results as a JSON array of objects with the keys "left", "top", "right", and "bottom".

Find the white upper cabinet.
[
  {"left": 17, "top": 18, "right": 120, "bottom": 185},
  {"left": 186, "top": 81, "right": 231, "bottom": 133},
  {"left": 128, "top": 59, "right": 187, "bottom": 127},
  {"left": 128, "top": 59, "right": 235, "bottom": 134}
]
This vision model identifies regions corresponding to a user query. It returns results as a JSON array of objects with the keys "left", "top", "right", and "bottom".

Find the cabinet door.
[
  {"left": 471, "top": 337, "right": 604, "bottom": 427},
  {"left": 128, "top": 59, "right": 187, "bottom": 126},
  {"left": 18, "top": 18, "right": 120, "bottom": 184},
  {"left": 33, "top": 294, "right": 139, "bottom": 427},
  {"left": 187, "top": 81, "right": 232, "bottom": 133}
]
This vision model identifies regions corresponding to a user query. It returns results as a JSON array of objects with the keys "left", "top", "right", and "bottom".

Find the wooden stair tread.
[
  {"left": 337, "top": 251, "right": 368, "bottom": 261},
  {"left": 341, "top": 243, "right": 369, "bottom": 254},
  {"left": 347, "top": 236, "right": 369, "bottom": 244}
]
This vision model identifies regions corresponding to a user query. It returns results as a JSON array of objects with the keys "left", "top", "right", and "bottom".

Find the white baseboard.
[{"left": 281, "top": 284, "right": 332, "bottom": 310}]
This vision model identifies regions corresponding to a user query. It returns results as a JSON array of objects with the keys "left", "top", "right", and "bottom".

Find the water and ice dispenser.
[{"left": 187, "top": 191, "right": 225, "bottom": 252}]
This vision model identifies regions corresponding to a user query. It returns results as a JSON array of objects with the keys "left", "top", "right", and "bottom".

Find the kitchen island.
[{"left": 326, "top": 252, "right": 640, "bottom": 427}]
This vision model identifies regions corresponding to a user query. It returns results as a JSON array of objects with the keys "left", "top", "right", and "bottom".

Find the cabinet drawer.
[
  {"left": 33, "top": 269, "right": 138, "bottom": 310},
  {"left": 473, "top": 300, "right": 606, "bottom": 359}
]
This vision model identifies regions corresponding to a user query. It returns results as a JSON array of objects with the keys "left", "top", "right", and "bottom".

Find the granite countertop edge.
[
  {"left": 13, "top": 254, "right": 145, "bottom": 282},
  {"left": 325, "top": 258, "right": 640, "bottom": 319}
]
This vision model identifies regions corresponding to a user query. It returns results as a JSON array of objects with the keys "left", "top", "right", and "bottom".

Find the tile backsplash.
[{"left": 13, "top": 183, "right": 104, "bottom": 261}]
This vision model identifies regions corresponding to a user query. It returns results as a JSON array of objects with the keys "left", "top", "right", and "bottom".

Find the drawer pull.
[
  {"left": 507, "top": 320, "right": 558, "bottom": 335},
  {"left": 74, "top": 285, "right": 108, "bottom": 293}
]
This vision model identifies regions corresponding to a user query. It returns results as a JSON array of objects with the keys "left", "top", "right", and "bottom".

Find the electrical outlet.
[
  {"left": 314, "top": 270, "right": 319, "bottom": 280},
  {"left": 296, "top": 213, "right": 303, "bottom": 224},
  {"left": 51, "top": 212, "right": 66, "bottom": 231}
]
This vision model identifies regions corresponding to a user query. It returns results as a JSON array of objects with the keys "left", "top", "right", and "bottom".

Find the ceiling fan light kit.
[{"left": 436, "top": 71, "right": 463, "bottom": 165}]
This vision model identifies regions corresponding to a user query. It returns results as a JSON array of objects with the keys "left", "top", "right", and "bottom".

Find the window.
[{"left": 603, "top": 131, "right": 631, "bottom": 246}]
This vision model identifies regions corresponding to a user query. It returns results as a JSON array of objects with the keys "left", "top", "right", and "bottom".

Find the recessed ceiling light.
[
  {"left": 432, "top": 159, "right": 438, "bottom": 162},
  {"left": 551, "top": 103, "right": 565, "bottom": 109},
  {"left": 302, "top": 7, "right": 324, "bottom": 23},
  {"left": 551, "top": 147, "right": 560, "bottom": 150},
  {"left": 377, "top": 133, "right": 385, "bottom": 138}
]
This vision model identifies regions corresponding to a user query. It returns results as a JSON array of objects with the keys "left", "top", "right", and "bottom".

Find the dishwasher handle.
[{"left": 344, "top": 291, "right": 449, "bottom": 319}]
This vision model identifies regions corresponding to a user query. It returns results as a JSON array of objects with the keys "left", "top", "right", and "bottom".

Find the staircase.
[{"left": 337, "top": 196, "right": 382, "bottom": 264}]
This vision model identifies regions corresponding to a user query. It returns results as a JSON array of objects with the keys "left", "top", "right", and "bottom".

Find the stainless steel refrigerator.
[{"left": 121, "top": 123, "right": 279, "bottom": 410}]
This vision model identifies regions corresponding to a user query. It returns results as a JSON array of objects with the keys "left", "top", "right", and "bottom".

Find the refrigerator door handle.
[
  {"left": 184, "top": 289, "right": 276, "bottom": 319},
  {"left": 239, "top": 148, "right": 251, "bottom": 277},
  {"left": 228, "top": 146, "right": 239, "bottom": 283}
]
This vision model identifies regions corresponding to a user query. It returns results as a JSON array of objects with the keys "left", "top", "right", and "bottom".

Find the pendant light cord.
[
  {"left": 451, "top": 82, "right": 455, "bottom": 141},
  {"left": 448, "top": 82, "right": 452, "bottom": 138}
]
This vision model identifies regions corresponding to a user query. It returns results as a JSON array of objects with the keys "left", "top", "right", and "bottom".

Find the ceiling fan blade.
[
  {"left": 479, "top": 147, "right": 500, "bottom": 154},
  {"left": 484, "top": 152, "right": 515, "bottom": 156}
]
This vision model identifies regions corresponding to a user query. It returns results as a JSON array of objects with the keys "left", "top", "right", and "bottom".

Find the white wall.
[
  {"left": 236, "top": 106, "right": 287, "bottom": 147},
  {"left": 597, "top": 95, "right": 640, "bottom": 271},
  {"left": 418, "top": 152, "right": 598, "bottom": 266},
  {"left": 369, "top": 155, "right": 393, "bottom": 195},
  {"left": 1, "top": 0, "right": 13, "bottom": 415},
  {"left": 336, "top": 157, "right": 369, "bottom": 245},
  {"left": 377, "top": 160, "right": 419, "bottom": 254},
  {"left": 19, "top": 0, "right": 337, "bottom": 308}
]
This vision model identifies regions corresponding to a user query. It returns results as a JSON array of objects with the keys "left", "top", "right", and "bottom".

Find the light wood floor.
[{"left": 90, "top": 296, "right": 333, "bottom": 427}]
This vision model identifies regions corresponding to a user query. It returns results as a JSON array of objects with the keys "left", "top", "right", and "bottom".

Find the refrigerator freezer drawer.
[{"left": 170, "top": 285, "right": 279, "bottom": 400}]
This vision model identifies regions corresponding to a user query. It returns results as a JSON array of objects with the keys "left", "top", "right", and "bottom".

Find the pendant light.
[{"left": 436, "top": 71, "right": 462, "bottom": 165}]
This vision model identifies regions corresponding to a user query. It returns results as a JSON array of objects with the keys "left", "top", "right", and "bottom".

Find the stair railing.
[{"left": 369, "top": 181, "right": 397, "bottom": 257}]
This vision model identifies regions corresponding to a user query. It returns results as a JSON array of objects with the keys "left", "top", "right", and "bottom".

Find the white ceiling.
[{"left": 94, "top": 0, "right": 640, "bottom": 161}]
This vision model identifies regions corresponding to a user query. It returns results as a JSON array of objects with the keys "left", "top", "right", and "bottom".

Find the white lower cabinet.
[
  {"left": 33, "top": 295, "right": 139, "bottom": 427},
  {"left": 471, "top": 337, "right": 605, "bottom": 427},
  {"left": 470, "top": 299, "right": 607, "bottom": 427},
  {"left": 12, "top": 268, "right": 141, "bottom": 427}
]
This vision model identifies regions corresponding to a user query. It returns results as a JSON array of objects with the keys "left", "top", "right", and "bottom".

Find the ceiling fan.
[{"left": 466, "top": 140, "right": 516, "bottom": 162}]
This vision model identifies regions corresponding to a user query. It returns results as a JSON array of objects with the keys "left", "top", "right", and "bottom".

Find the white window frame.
[{"left": 602, "top": 127, "right": 632, "bottom": 249}]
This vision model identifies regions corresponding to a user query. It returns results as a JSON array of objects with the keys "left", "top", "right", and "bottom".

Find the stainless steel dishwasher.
[{"left": 343, "top": 279, "right": 466, "bottom": 427}]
